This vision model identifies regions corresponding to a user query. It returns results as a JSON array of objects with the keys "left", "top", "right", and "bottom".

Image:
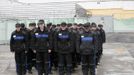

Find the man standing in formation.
[
  {"left": 10, "top": 23, "right": 28, "bottom": 75},
  {"left": 10, "top": 20, "right": 106, "bottom": 75}
]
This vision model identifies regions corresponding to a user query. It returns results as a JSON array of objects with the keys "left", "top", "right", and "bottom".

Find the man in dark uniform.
[
  {"left": 54, "top": 22, "right": 74, "bottom": 75},
  {"left": 50, "top": 24, "right": 60, "bottom": 71},
  {"left": 76, "top": 23, "right": 85, "bottom": 64},
  {"left": 10, "top": 23, "right": 28, "bottom": 75},
  {"left": 90, "top": 23, "right": 102, "bottom": 66},
  {"left": 77, "top": 23, "right": 84, "bottom": 34},
  {"left": 26, "top": 22, "right": 37, "bottom": 73},
  {"left": 49, "top": 24, "right": 58, "bottom": 71},
  {"left": 98, "top": 24, "right": 106, "bottom": 63},
  {"left": 46, "top": 23, "right": 53, "bottom": 74},
  {"left": 32, "top": 20, "right": 52, "bottom": 75},
  {"left": 75, "top": 23, "right": 85, "bottom": 67},
  {"left": 67, "top": 23, "right": 72, "bottom": 29},
  {"left": 51, "top": 24, "right": 56, "bottom": 31},
  {"left": 47, "top": 23, "right": 52, "bottom": 31},
  {"left": 20, "top": 23, "right": 34, "bottom": 74},
  {"left": 55, "top": 24, "right": 61, "bottom": 31},
  {"left": 69, "top": 23, "right": 79, "bottom": 72},
  {"left": 76, "top": 23, "right": 97, "bottom": 75}
]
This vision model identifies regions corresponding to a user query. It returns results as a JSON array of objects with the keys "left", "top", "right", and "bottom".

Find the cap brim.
[
  {"left": 84, "top": 25, "right": 89, "bottom": 27},
  {"left": 16, "top": 26, "right": 21, "bottom": 27},
  {"left": 61, "top": 25, "right": 66, "bottom": 27},
  {"left": 38, "top": 23, "right": 44, "bottom": 25}
]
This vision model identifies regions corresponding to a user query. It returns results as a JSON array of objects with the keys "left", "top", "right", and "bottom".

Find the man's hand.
[
  {"left": 25, "top": 51, "right": 28, "bottom": 54},
  {"left": 48, "top": 49, "right": 51, "bottom": 53},
  {"left": 33, "top": 50, "right": 36, "bottom": 53}
]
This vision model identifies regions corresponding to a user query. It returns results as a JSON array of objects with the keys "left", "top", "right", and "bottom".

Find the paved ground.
[{"left": 0, "top": 43, "right": 134, "bottom": 75}]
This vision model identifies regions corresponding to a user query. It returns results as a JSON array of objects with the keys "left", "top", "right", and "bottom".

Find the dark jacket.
[
  {"left": 99, "top": 28, "right": 106, "bottom": 43},
  {"left": 10, "top": 30, "right": 28, "bottom": 52},
  {"left": 32, "top": 27, "right": 52, "bottom": 52},
  {"left": 91, "top": 30, "right": 102, "bottom": 53},
  {"left": 76, "top": 30, "right": 97, "bottom": 55},
  {"left": 29, "top": 28, "right": 37, "bottom": 49},
  {"left": 21, "top": 28, "right": 31, "bottom": 50},
  {"left": 54, "top": 28, "right": 74, "bottom": 54}
]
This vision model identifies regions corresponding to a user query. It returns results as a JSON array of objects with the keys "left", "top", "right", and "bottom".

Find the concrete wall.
[
  {"left": 0, "top": 20, "right": 16, "bottom": 44},
  {"left": 74, "top": 16, "right": 114, "bottom": 32},
  {"left": 87, "top": 16, "right": 114, "bottom": 32}
]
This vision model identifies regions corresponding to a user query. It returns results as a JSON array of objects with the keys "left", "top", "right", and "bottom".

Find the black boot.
[
  {"left": 59, "top": 66, "right": 64, "bottom": 75},
  {"left": 82, "top": 64, "right": 89, "bottom": 75},
  {"left": 67, "top": 65, "right": 72, "bottom": 75}
]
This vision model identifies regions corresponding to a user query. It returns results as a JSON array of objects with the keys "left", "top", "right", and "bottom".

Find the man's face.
[
  {"left": 68, "top": 25, "right": 72, "bottom": 29},
  {"left": 92, "top": 27, "right": 97, "bottom": 30},
  {"left": 72, "top": 25, "right": 76, "bottom": 29},
  {"left": 61, "top": 26, "right": 67, "bottom": 30},
  {"left": 77, "top": 25, "right": 81, "bottom": 29},
  {"left": 84, "top": 26, "right": 90, "bottom": 31},
  {"left": 29, "top": 26, "right": 34, "bottom": 30},
  {"left": 16, "top": 26, "right": 21, "bottom": 31},
  {"left": 56, "top": 26, "right": 60, "bottom": 29},
  {"left": 39, "top": 24, "right": 44, "bottom": 29},
  {"left": 47, "top": 26, "right": 51, "bottom": 29},
  {"left": 98, "top": 27, "right": 102, "bottom": 30},
  {"left": 100, "top": 27, "right": 103, "bottom": 29}
]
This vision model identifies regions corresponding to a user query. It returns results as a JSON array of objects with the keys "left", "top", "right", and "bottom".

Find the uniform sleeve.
[
  {"left": 76, "top": 33, "right": 80, "bottom": 53},
  {"left": 93, "top": 33, "right": 98, "bottom": 54},
  {"left": 30, "top": 32, "right": 37, "bottom": 50},
  {"left": 48, "top": 32, "right": 53, "bottom": 50},
  {"left": 102, "top": 30, "right": 106, "bottom": 43},
  {"left": 10, "top": 33, "right": 14, "bottom": 52},
  {"left": 25, "top": 30, "right": 31, "bottom": 51},
  {"left": 72, "top": 32, "right": 77, "bottom": 51},
  {"left": 29, "top": 31, "right": 33, "bottom": 49},
  {"left": 70, "top": 32, "right": 75, "bottom": 52},
  {"left": 23, "top": 32, "right": 29, "bottom": 52},
  {"left": 51, "top": 30, "right": 55, "bottom": 50},
  {"left": 54, "top": 31, "right": 58, "bottom": 52},
  {"left": 27, "top": 30, "right": 31, "bottom": 49}
]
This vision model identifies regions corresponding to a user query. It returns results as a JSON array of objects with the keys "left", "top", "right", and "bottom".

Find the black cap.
[
  {"left": 98, "top": 24, "right": 103, "bottom": 27},
  {"left": 83, "top": 25, "right": 89, "bottom": 27},
  {"left": 77, "top": 23, "right": 82, "bottom": 26},
  {"left": 20, "top": 23, "right": 25, "bottom": 28},
  {"left": 61, "top": 22, "right": 67, "bottom": 27},
  {"left": 57, "top": 24, "right": 60, "bottom": 27},
  {"left": 52, "top": 24, "right": 56, "bottom": 28},
  {"left": 29, "top": 23, "right": 36, "bottom": 26},
  {"left": 38, "top": 19, "right": 45, "bottom": 25},
  {"left": 91, "top": 22, "right": 97, "bottom": 27},
  {"left": 15, "top": 23, "right": 21, "bottom": 27},
  {"left": 83, "top": 22, "right": 90, "bottom": 27},
  {"left": 47, "top": 23, "right": 52, "bottom": 27},
  {"left": 67, "top": 23, "right": 72, "bottom": 27},
  {"left": 86, "top": 22, "right": 90, "bottom": 26},
  {"left": 73, "top": 23, "right": 77, "bottom": 26}
]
